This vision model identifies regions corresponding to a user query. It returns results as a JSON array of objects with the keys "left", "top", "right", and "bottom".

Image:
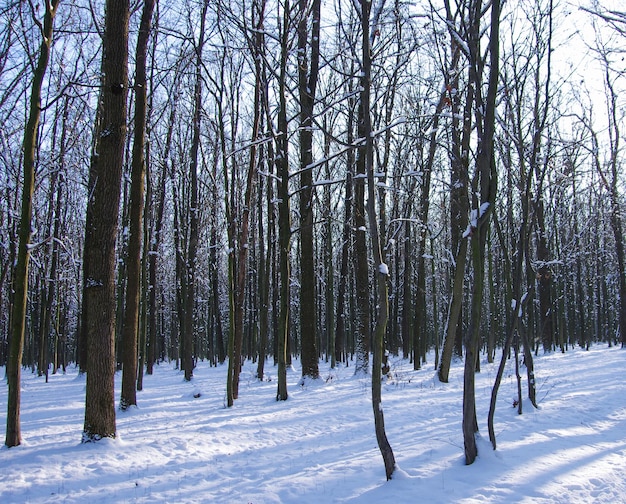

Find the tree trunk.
[
  {"left": 256, "top": 157, "right": 269, "bottom": 378},
  {"left": 253, "top": 0, "right": 270, "bottom": 380},
  {"left": 82, "top": 0, "right": 130, "bottom": 442},
  {"left": 6, "top": 0, "right": 60, "bottom": 448},
  {"left": 147, "top": 80, "right": 175, "bottom": 374},
  {"left": 359, "top": 0, "right": 396, "bottom": 479},
  {"left": 230, "top": 55, "right": 260, "bottom": 401},
  {"left": 276, "top": 0, "right": 291, "bottom": 401},
  {"left": 323, "top": 125, "right": 335, "bottom": 368},
  {"left": 413, "top": 76, "right": 448, "bottom": 370},
  {"left": 335, "top": 84, "right": 356, "bottom": 365},
  {"left": 462, "top": 0, "right": 500, "bottom": 465},
  {"left": 535, "top": 202, "right": 554, "bottom": 352},
  {"left": 438, "top": 16, "right": 471, "bottom": 382},
  {"left": 120, "top": 0, "right": 154, "bottom": 410},
  {"left": 353, "top": 65, "right": 370, "bottom": 377},
  {"left": 181, "top": 1, "right": 208, "bottom": 382},
  {"left": 298, "top": 0, "right": 321, "bottom": 380}
]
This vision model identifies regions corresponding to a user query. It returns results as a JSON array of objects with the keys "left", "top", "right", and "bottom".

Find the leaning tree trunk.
[
  {"left": 82, "top": 0, "right": 130, "bottom": 442},
  {"left": 488, "top": 201, "right": 532, "bottom": 449},
  {"left": 5, "top": 0, "right": 60, "bottom": 448}
]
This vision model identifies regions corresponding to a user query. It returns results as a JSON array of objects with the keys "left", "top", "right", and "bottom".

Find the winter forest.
[{"left": 1, "top": 0, "right": 626, "bottom": 498}]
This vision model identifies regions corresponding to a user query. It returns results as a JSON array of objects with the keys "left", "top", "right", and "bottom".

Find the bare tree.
[
  {"left": 297, "top": 0, "right": 321, "bottom": 381},
  {"left": 438, "top": 0, "right": 473, "bottom": 383},
  {"left": 5, "top": 0, "right": 60, "bottom": 448},
  {"left": 586, "top": 65, "right": 626, "bottom": 348},
  {"left": 462, "top": 0, "right": 500, "bottom": 465},
  {"left": 120, "top": 0, "right": 155, "bottom": 410},
  {"left": 275, "top": 0, "right": 292, "bottom": 401},
  {"left": 358, "top": 0, "right": 396, "bottom": 480},
  {"left": 82, "top": 0, "right": 130, "bottom": 442},
  {"left": 180, "top": 0, "right": 209, "bottom": 382},
  {"left": 585, "top": 6, "right": 626, "bottom": 348}
]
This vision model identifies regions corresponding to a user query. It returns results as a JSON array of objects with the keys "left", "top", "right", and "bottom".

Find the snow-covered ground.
[{"left": 1, "top": 344, "right": 625, "bottom": 503}]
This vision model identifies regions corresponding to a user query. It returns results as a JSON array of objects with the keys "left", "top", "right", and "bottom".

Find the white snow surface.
[{"left": 2, "top": 345, "right": 626, "bottom": 503}]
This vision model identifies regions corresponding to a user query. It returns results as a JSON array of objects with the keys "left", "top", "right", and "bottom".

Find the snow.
[
  {"left": 1, "top": 345, "right": 626, "bottom": 503},
  {"left": 378, "top": 262, "right": 389, "bottom": 275},
  {"left": 479, "top": 201, "right": 490, "bottom": 217}
]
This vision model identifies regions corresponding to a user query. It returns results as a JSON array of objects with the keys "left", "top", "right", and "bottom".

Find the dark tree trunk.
[
  {"left": 6, "top": 0, "right": 59, "bottom": 448},
  {"left": 120, "top": 0, "right": 154, "bottom": 410},
  {"left": 535, "top": 203, "right": 554, "bottom": 352},
  {"left": 276, "top": 0, "right": 291, "bottom": 401},
  {"left": 335, "top": 84, "right": 356, "bottom": 365},
  {"left": 359, "top": 0, "right": 396, "bottom": 479},
  {"left": 354, "top": 69, "right": 370, "bottom": 377},
  {"left": 462, "top": 0, "right": 500, "bottom": 465},
  {"left": 82, "top": 0, "right": 130, "bottom": 442},
  {"left": 413, "top": 74, "right": 448, "bottom": 370},
  {"left": 297, "top": 0, "right": 321, "bottom": 380},
  {"left": 438, "top": 14, "right": 471, "bottom": 382},
  {"left": 182, "top": 1, "right": 209, "bottom": 382}
]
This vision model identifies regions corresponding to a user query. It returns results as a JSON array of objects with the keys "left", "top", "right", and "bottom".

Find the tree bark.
[
  {"left": 6, "top": 0, "right": 60, "bottom": 448},
  {"left": 359, "top": 0, "right": 396, "bottom": 480},
  {"left": 181, "top": 1, "right": 208, "bottom": 382},
  {"left": 462, "top": 0, "right": 500, "bottom": 465},
  {"left": 276, "top": 0, "right": 291, "bottom": 401},
  {"left": 82, "top": 0, "right": 129, "bottom": 442},
  {"left": 438, "top": 9, "right": 471, "bottom": 381},
  {"left": 120, "top": 0, "right": 154, "bottom": 410},
  {"left": 353, "top": 58, "right": 370, "bottom": 377},
  {"left": 335, "top": 82, "right": 356, "bottom": 365},
  {"left": 298, "top": 0, "right": 321, "bottom": 380}
]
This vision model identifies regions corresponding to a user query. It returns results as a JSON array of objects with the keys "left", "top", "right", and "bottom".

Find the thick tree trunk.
[
  {"left": 298, "top": 0, "right": 321, "bottom": 380},
  {"left": 82, "top": 0, "right": 130, "bottom": 442}
]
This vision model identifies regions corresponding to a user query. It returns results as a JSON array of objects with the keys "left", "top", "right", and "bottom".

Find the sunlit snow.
[{"left": 1, "top": 345, "right": 625, "bottom": 503}]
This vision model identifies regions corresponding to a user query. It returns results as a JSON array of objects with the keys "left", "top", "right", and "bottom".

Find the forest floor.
[{"left": 1, "top": 344, "right": 625, "bottom": 503}]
